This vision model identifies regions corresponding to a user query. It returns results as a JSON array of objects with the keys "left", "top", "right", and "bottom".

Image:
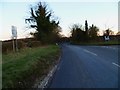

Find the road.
[{"left": 49, "top": 44, "right": 119, "bottom": 88}]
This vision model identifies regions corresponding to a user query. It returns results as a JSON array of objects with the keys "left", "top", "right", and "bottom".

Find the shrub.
[
  {"left": 26, "top": 41, "right": 42, "bottom": 47},
  {"left": 2, "top": 40, "right": 25, "bottom": 53}
]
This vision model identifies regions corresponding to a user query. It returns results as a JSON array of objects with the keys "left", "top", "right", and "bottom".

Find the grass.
[
  {"left": 71, "top": 40, "right": 120, "bottom": 46},
  {"left": 2, "top": 45, "right": 60, "bottom": 88}
]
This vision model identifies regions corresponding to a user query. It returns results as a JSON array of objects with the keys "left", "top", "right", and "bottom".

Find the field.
[{"left": 2, "top": 45, "right": 60, "bottom": 88}]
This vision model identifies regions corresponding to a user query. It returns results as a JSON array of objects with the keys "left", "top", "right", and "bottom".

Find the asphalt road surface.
[{"left": 49, "top": 44, "right": 119, "bottom": 88}]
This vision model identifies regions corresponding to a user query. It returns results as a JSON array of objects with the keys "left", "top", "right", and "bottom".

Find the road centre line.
[
  {"left": 112, "top": 62, "right": 120, "bottom": 68},
  {"left": 84, "top": 49, "right": 97, "bottom": 56}
]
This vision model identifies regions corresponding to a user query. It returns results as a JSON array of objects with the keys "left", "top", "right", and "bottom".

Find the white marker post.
[{"left": 11, "top": 26, "right": 18, "bottom": 52}]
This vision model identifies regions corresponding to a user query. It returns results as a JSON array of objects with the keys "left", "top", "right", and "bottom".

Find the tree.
[
  {"left": 70, "top": 24, "right": 85, "bottom": 42},
  {"left": 88, "top": 24, "right": 99, "bottom": 41},
  {"left": 116, "top": 31, "right": 120, "bottom": 35},
  {"left": 103, "top": 29, "right": 114, "bottom": 36},
  {"left": 25, "top": 2, "right": 60, "bottom": 43},
  {"left": 85, "top": 20, "right": 88, "bottom": 33},
  {"left": 85, "top": 20, "right": 89, "bottom": 41}
]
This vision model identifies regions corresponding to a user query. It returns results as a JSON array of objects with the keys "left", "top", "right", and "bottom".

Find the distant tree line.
[
  {"left": 70, "top": 20, "right": 120, "bottom": 43},
  {"left": 70, "top": 20, "right": 99, "bottom": 43},
  {"left": 25, "top": 2, "right": 119, "bottom": 44}
]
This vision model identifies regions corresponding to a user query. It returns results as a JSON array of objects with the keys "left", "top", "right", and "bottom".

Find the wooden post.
[
  {"left": 15, "top": 37, "right": 18, "bottom": 51},
  {"left": 12, "top": 37, "right": 15, "bottom": 52}
]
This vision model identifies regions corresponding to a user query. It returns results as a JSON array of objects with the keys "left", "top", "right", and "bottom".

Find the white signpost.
[
  {"left": 104, "top": 36, "right": 110, "bottom": 41},
  {"left": 12, "top": 26, "right": 17, "bottom": 37},
  {"left": 11, "top": 26, "right": 18, "bottom": 52}
]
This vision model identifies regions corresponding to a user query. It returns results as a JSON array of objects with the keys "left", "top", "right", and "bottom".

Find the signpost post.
[{"left": 11, "top": 26, "right": 18, "bottom": 52}]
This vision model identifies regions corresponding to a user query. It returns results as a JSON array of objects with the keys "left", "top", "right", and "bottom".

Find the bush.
[
  {"left": 2, "top": 41, "right": 12, "bottom": 53},
  {"left": 26, "top": 41, "right": 42, "bottom": 47},
  {"left": 2, "top": 40, "right": 25, "bottom": 53}
]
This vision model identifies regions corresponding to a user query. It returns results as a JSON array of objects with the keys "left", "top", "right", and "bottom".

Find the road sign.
[
  {"left": 11, "top": 26, "right": 18, "bottom": 52},
  {"left": 104, "top": 36, "right": 110, "bottom": 41},
  {"left": 11, "top": 26, "right": 17, "bottom": 37}
]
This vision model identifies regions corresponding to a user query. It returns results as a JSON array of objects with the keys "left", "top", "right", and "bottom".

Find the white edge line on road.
[
  {"left": 84, "top": 49, "right": 97, "bottom": 56},
  {"left": 57, "top": 66, "right": 60, "bottom": 71},
  {"left": 112, "top": 62, "right": 120, "bottom": 68},
  {"left": 37, "top": 55, "right": 62, "bottom": 88}
]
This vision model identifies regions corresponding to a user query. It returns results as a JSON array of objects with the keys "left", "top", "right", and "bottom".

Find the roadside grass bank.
[
  {"left": 2, "top": 44, "right": 60, "bottom": 88},
  {"left": 71, "top": 40, "right": 120, "bottom": 46}
]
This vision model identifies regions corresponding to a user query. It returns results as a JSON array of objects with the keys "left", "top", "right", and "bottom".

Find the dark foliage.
[
  {"left": 25, "top": 2, "right": 61, "bottom": 44},
  {"left": 70, "top": 21, "right": 99, "bottom": 43}
]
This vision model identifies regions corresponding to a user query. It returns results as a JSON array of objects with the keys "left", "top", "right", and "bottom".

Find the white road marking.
[
  {"left": 112, "top": 62, "right": 120, "bottom": 68},
  {"left": 102, "top": 46, "right": 118, "bottom": 50},
  {"left": 84, "top": 49, "right": 97, "bottom": 56},
  {"left": 57, "top": 61, "right": 63, "bottom": 71},
  {"left": 37, "top": 65, "right": 57, "bottom": 88}
]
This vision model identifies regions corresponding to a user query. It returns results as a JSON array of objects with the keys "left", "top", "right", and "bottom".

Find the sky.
[{"left": 0, "top": 0, "right": 119, "bottom": 40}]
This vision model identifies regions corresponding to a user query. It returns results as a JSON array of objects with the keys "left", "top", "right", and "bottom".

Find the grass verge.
[
  {"left": 71, "top": 40, "right": 120, "bottom": 46},
  {"left": 2, "top": 45, "right": 60, "bottom": 88}
]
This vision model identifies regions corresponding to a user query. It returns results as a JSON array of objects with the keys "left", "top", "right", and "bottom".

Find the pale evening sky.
[{"left": 0, "top": 0, "right": 119, "bottom": 40}]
